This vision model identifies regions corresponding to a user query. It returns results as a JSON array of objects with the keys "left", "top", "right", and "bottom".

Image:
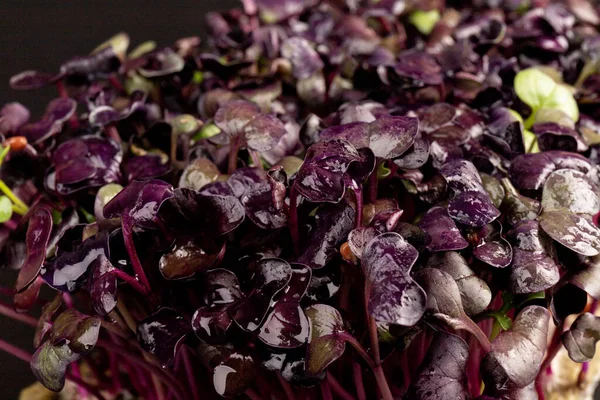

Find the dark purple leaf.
[
  {"left": 297, "top": 200, "right": 355, "bottom": 269},
  {"left": 304, "top": 304, "right": 346, "bottom": 375},
  {"left": 124, "top": 155, "right": 171, "bottom": 182},
  {"left": 192, "top": 306, "right": 233, "bottom": 344},
  {"left": 507, "top": 220, "right": 560, "bottom": 294},
  {"left": 200, "top": 269, "right": 243, "bottom": 307},
  {"left": 426, "top": 252, "right": 492, "bottom": 316},
  {"left": 10, "top": 70, "right": 57, "bottom": 90},
  {"left": 41, "top": 232, "right": 109, "bottom": 292},
  {"left": 562, "top": 312, "right": 600, "bottom": 363},
  {"left": 232, "top": 258, "right": 292, "bottom": 331},
  {"left": 198, "top": 344, "right": 257, "bottom": 397},
  {"left": 368, "top": 116, "right": 419, "bottom": 160},
  {"left": 88, "top": 255, "right": 118, "bottom": 316},
  {"left": 158, "top": 188, "right": 244, "bottom": 236},
  {"left": 390, "top": 50, "right": 443, "bottom": 86},
  {"left": 484, "top": 108, "right": 525, "bottom": 158},
  {"left": 104, "top": 179, "right": 173, "bottom": 226},
  {"left": 539, "top": 211, "right": 600, "bottom": 256},
  {"left": 362, "top": 232, "right": 426, "bottom": 326},
  {"left": 159, "top": 237, "right": 223, "bottom": 280},
  {"left": 403, "top": 331, "right": 470, "bottom": 400},
  {"left": 541, "top": 169, "right": 600, "bottom": 216},
  {"left": 348, "top": 226, "right": 379, "bottom": 260},
  {"left": 214, "top": 100, "right": 260, "bottom": 139},
  {"left": 533, "top": 122, "right": 588, "bottom": 152},
  {"left": 15, "top": 208, "right": 53, "bottom": 293},
  {"left": 448, "top": 190, "right": 501, "bottom": 228},
  {"left": 551, "top": 256, "right": 600, "bottom": 322},
  {"left": 418, "top": 206, "right": 469, "bottom": 252},
  {"left": 508, "top": 151, "right": 591, "bottom": 192},
  {"left": 51, "top": 135, "right": 122, "bottom": 195},
  {"left": 481, "top": 306, "right": 549, "bottom": 395},
  {"left": 137, "top": 307, "right": 191, "bottom": 368},
  {"left": 14, "top": 276, "right": 43, "bottom": 314}
]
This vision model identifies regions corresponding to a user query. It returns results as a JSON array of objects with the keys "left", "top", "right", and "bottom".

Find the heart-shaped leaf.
[
  {"left": 507, "top": 220, "right": 560, "bottom": 294},
  {"left": 137, "top": 307, "right": 191, "bottom": 368},
  {"left": 15, "top": 208, "right": 53, "bottom": 292},
  {"left": 362, "top": 232, "right": 426, "bottom": 326},
  {"left": 305, "top": 304, "right": 346, "bottom": 375},
  {"left": 88, "top": 254, "right": 118, "bottom": 316},
  {"left": 473, "top": 222, "right": 512, "bottom": 268},
  {"left": 418, "top": 206, "right": 469, "bottom": 252},
  {"left": 481, "top": 306, "right": 549, "bottom": 395},
  {"left": 562, "top": 312, "right": 600, "bottom": 363},
  {"left": 30, "top": 342, "right": 79, "bottom": 392},
  {"left": 426, "top": 252, "right": 492, "bottom": 316},
  {"left": 403, "top": 331, "right": 470, "bottom": 400}
]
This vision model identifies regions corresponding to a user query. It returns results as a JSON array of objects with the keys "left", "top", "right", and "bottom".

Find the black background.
[{"left": 0, "top": 1, "right": 236, "bottom": 397}]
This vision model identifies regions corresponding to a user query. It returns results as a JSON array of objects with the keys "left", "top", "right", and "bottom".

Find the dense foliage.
[{"left": 1, "top": 0, "right": 600, "bottom": 399}]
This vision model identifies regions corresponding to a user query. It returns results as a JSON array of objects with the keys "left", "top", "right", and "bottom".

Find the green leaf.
[
  {"left": 408, "top": 9, "right": 441, "bottom": 35},
  {"left": 0, "top": 196, "right": 12, "bottom": 223},
  {"left": 51, "top": 209, "right": 62, "bottom": 225},
  {"left": 79, "top": 207, "right": 95, "bottom": 224},
  {"left": 377, "top": 162, "right": 391, "bottom": 179},
  {"left": 495, "top": 313, "right": 513, "bottom": 331},
  {"left": 193, "top": 123, "right": 221, "bottom": 141},
  {"left": 523, "top": 129, "right": 539, "bottom": 153},
  {"left": 508, "top": 109, "right": 524, "bottom": 124},
  {"left": 192, "top": 71, "right": 204, "bottom": 84},
  {"left": 514, "top": 68, "right": 579, "bottom": 128}
]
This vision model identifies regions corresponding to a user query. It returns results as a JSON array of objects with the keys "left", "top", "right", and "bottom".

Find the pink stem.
[
  {"left": 327, "top": 373, "right": 356, "bottom": 400},
  {"left": 112, "top": 268, "right": 149, "bottom": 296},
  {"left": 288, "top": 185, "right": 301, "bottom": 256},
  {"left": 70, "top": 361, "right": 88, "bottom": 398},
  {"left": 0, "top": 338, "right": 32, "bottom": 363},
  {"left": 321, "top": 381, "right": 333, "bottom": 400},
  {"left": 250, "top": 151, "right": 263, "bottom": 170},
  {"left": 354, "top": 187, "right": 363, "bottom": 228},
  {"left": 121, "top": 221, "right": 152, "bottom": 292},
  {"left": 245, "top": 388, "right": 262, "bottom": 400},
  {"left": 352, "top": 362, "right": 367, "bottom": 400},
  {"left": 368, "top": 171, "right": 378, "bottom": 203},
  {"left": 278, "top": 373, "right": 296, "bottom": 400},
  {"left": 0, "top": 301, "right": 37, "bottom": 327},
  {"left": 181, "top": 346, "right": 200, "bottom": 400},
  {"left": 228, "top": 136, "right": 240, "bottom": 174}
]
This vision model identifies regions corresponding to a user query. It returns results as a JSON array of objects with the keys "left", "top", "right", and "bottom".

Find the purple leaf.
[
  {"left": 198, "top": 344, "right": 257, "bottom": 397},
  {"left": 551, "top": 255, "right": 600, "bottom": 322},
  {"left": 533, "top": 122, "right": 588, "bottom": 152},
  {"left": 304, "top": 304, "right": 346, "bottom": 375},
  {"left": 481, "top": 306, "right": 549, "bottom": 395},
  {"left": 88, "top": 255, "right": 118, "bottom": 316},
  {"left": 297, "top": 200, "right": 355, "bottom": 269},
  {"left": 362, "top": 232, "right": 426, "bottom": 326},
  {"left": 232, "top": 258, "right": 292, "bottom": 331},
  {"left": 137, "top": 48, "right": 185, "bottom": 78},
  {"left": 200, "top": 269, "right": 243, "bottom": 307},
  {"left": 426, "top": 252, "right": 492, "bottom": 316},
  {"left": 281, "top": 37, "right": 324, "bottom": 80},
  {"left": 158, "top": 188, "right": 244, "bottom": 236},
  {"left": 50, "top": 309, "right": 101, "bottom": 354},
  {"left": 41, "top": 232, "right": 109, "bottom": 292},
  {"left": 562, "top": 312, "right": 600, "bottom": 363},
  {"left": 508, "top": 151, "right": 591, "bottom": 192},
  {"left": 137, "top": 308, "right": 191, "bottom": 368},
  {"left": 448, "top": 190, "right": 501, "bottom": 228},
  {"left": 34, "top": 294, "right": 63, "bottom": 348},
  {"left": 507, "top": 220, "right": 560, "bottom": 294},
  {"left": 123, "top": 155, "right": 171, "bottom": 182},
  {"left": 473, "top": 222, "right": 512, "bottom": 268},
  {"left": 418, "top": 206, "right": 469, "bottom": 252},
  {"left": 159, "top": 237, "right": 223, "bottom": 280},
  {"left": 0, "top": 102, "right": 30, "bottom": 133},
  {"left": 15, "top": 208, "right": 53, "bottom": 293},
  {"left": 404, "top": 331, "right": 470, "bottom": 400}
]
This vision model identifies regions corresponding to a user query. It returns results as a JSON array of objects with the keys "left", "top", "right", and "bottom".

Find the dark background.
[{"left": 0, "top": 1, "right": 236, "bottom": 397}]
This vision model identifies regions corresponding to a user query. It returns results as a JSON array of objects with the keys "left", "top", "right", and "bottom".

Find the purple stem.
[
  {"left": 181, "top": 346, "right": 200, "bottom": 400},
  {"left": 368, "top": 169, "right": 378, "bottom": 203},
  {"left": 327, "top": 373, "right": 356, "bottom": 400},
  {"left": 0, "top": 338, "right": 32, "bottom": 363},
  {"left": 121, "top": 220, "right": 152, "bottom": 292},
  {"left": 250, "top": 150, "right": 263, "bottom": 170},
  {"left": 0, "top": 301, "right": 37, "bottom": 327},
  {"left": 354, "top": 186, "right": 363, "bottom": 228},
  {"left": 352, "top": 362, "right": 367, "bottom": 400},
  {"left": 277, "top": 373, "right": 296, "bottom": 400},
  {"left": 288, "top": 185, "right": 301, "bottom": 256},
  {"left": 228, "top": 136, "right": 241, "bottom": 174},
  {"left": 245, "top": 389, "right": 262, "bottom": 400},
  {"left": 112, "top": 268, "right": 150, "bottom": 296},
  {"left": 321, "top": 381, "right": 333, "bottom": 400},
  {"left": 70, "top": 361, "right": 89, "bottom": 399}
]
